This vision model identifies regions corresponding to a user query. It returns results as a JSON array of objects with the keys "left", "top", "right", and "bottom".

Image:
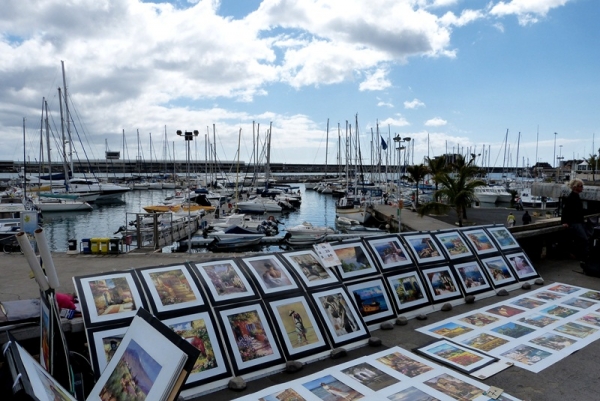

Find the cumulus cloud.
[
  {"left": 425, "top": 117, "right": 447, "bottom": 126},
  {"left": 489, "top": 0, "right": 571, "bottom": 26},
  {"left": 404, "top": 99, "right": 426, "bottom": 109}
]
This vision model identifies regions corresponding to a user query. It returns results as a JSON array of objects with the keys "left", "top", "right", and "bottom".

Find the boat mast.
[
  {"left": 265, "top": 122, "right": 272, "bottom": 191},
  {"left": 22, "top": 117, "right": 26, "bottom": 199},
  {"left": 45, "top": 100, "right": 52, "bottom": 190},
  {"left": 58, "top": 87, "right": 70, "bottom": 188},
  {"left": 325, "top": 118, "right": 329, "bottom": 178},
  {"left": 39, "top": 98, "right": 44, "bottom": 187},
  {"left": 235, "top": 128, "right": 242, "bottom": 204},
  {"left": 61, "top": 61, "right": 74, "bottom": 175}
]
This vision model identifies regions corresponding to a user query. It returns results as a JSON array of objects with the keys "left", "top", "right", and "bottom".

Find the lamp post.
[
  {"left": 177, "top": 129, "right": 199, "bottom": 253},
  {"left": 553, "top": 132, "right": 557, "bottom": 168},
  {"left": 393, "top": 135, "right": 410, "bottom": 232},
  {"left": 556, "top": 145, "right": 563, "bottom": 183}
]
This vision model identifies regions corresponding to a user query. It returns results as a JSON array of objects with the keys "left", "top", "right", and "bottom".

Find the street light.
[
  {"left": 393, "top": 135, "right": 411, "bottom": 233},
  {"left": 556, "top": 145, "right": 564, "bottom": 183},
  {"left": 177, "top": 129, "right": 199, "bottom": 253},
  {"left": 553, "top": 132, "right": 557, "bottom": 168}
]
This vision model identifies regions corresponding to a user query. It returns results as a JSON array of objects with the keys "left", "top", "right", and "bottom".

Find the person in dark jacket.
[
  {"left": 561, "top": 179, "right": 588, "bottom": 260},
  {"left": 522, "top": 210, "right": 532, "bottom": 225}
]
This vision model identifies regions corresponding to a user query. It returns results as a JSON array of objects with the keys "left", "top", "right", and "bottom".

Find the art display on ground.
[
  {"left": 231, "top": 346, "right": 521, "bottom": 401},
  {"left": 417, "top": 283, "right": 600, "bottom": 372}
]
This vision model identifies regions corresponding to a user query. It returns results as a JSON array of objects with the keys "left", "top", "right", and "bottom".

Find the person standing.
[
  {"left": 507, "top": 212, "right": 516, "bottom": 227},
  {"left": 522, "top": 210, "right": 532, "bottom": 225},
  {"left": 561, "top": 179, "right": 589, "bottom": 261}
]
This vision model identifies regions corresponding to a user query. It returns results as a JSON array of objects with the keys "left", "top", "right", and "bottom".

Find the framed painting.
[
  {"left": 486, "top": 226, "right": 521, "bottom": 250},
  {"left": 241, "top": 255, "right": 300, "bottom": 297},
  {"left": 434, "top": 231, "right": 474, "bottom": 260},
  {"left": 73, "top": 271, "right": 147, "bottom": 328},
  {"left": 505, "top": 252, "right": 539, "bottom": 280},
  {"left": 385, "top": 270, "right": 430, "bottom": 313},
  {"left": 192, "top": 260, "right": 257, "bottom": 306},
  {"left": 480, "top": 256, "right": 517, "bottom": 287},
  {"left": 415, "top": 339, "right": 498, "bottom": 374},
  {"left": 453, "top": 260, "right": 492, "bottom": 295},
  {"left": 311, "top": 287, "right": 369, "bottom": 347},
  {"left": 346, "top": 278, "right": 395, "bottom": 325},
  {"left": 461, "top": 228, "right": 498, "bottom": 255},
  {"left": 266, "top": 295, "right": 330, "bottom": 360},
  {"left": 279, "top": 250, "right": 339, "bottom": 288},
  {"left": 216, "top": 301, "right": 284, "bottom": 375},
  {"left": 87, "top": 324, "right": 129, "bottom": 378},
  {"left": 402, "top": 233, "right": 446, "bottom": 265},
  {"left": 330, "top": 241, "right": 378, "bottom": 280},
  {"left": 39, "top": 294, "right": 52, "bottom": 373},
  {"left": 162, "top": 311, "right": 231, "bottom": 387},
  {"left": 365, "top": 235, "right": 413, "bottom": 271},
  {"left": 422, "top": 265, "right": 463, "bottom": 302},
  {"left": 301, "top": 372, "right": 367, "bottom": 401},
  {"left": 136, "top": 263, "right": 205, "bottom": 318}
]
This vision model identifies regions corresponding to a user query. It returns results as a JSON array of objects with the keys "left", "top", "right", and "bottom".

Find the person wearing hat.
[{"left": 289, "top": 310, "right": 308, "bottom": 344}]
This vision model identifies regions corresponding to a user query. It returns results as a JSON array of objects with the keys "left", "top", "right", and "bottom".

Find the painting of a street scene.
[
  {"left": 376, "top": 351, "right": 433, "bottom": 378},
  {"left": 88, "top": 277, "right": 137, "bottom": 317},
  {"left": 99, "top": 339, "right": 161, "bottom": 401},
  {"left": 148, "top": 268, "right": 198, "bottom": 307},
  {"left": 101, "top": 334, "right": 125, "bottom": 366}
]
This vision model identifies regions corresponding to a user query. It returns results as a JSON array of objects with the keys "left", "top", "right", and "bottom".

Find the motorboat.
[
  {"left": 335, "top": 196, "right": 371, "bottom": 224},
  {"left": 488, "top": 186, "right": 513, "bottom": 203},
  {"left": 206, "top": 236, "right": 263, "bottom": 251},
  {"left": 285, "top": 222, "right": 334, "bottom": 236},
  {"left": 283, "top": 232, "right": 328, "bottom": 247},
  {"left": 68, "top": 178, "right": 131, "bottom": 200},
  {"left": 473, "top": 187, "right": 499, "bottom": 203},
  {"left": 517, "top": 188, "right": 559, "bottom": 208},
  {"left": 32, "top": 197, "right": 93, "bottom": 212},
  {"left": 236, "top": 197, "right": 283, "bottom": 213}
]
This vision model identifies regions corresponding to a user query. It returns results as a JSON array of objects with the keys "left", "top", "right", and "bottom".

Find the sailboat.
[
  {"left": 335, "top": 116, "right": 372, "bottom": 224},
  {"left": 31, "top": 95, "right": 93, "bottom": 212}
]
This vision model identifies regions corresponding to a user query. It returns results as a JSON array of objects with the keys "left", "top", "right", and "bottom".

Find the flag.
[{"left": 381, "top": 136, "right": 388, "bottom": 150}]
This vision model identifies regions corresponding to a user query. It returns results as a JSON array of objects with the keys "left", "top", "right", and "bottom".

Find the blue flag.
[{"left": 380, "top": 136, "right": 388, "bottom": 150}]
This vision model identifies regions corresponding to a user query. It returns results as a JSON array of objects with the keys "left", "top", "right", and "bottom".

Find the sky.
[{"left": 1, "top": 0, "right": 599, "bottom": 171}]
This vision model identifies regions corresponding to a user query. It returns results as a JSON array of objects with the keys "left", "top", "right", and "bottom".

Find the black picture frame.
[
  {"left": 215, "top": 301, "right": 285, "bottom": 376},
  {"left": 505, "top": 251, "right": 540, "bottom": 281},
  {"left": 421, "top": 265, "right": 463, "bottom": 303},
  {"left": 364, "top": 235, "right": 414, "bottom": 271},
  {"left": 384, "top": 269, "right": 431, "bottom": 314},
  {"left": 310, "top": 286, "right": 370, "bottom": 347},
  {"left": 191, "top": 259, "right": 258, "bottom": 306},
  {"left": 330, "top": 240, "right": 379, "bottom": 281},
  {"left": 480, "top": 255, "right": 518, "bottom": 288},
  {"left": 162, "top": 311, "right": 232, "bottom": 388},
  {"left": 452, "top": 260, "right": 493, "bottom": 295},
  {"left": 87, "top": 323, "right": 129, "bottom": 379},
  {"left": 414, "top": 339, "right": 498, "bottom": 374},
  {"left": 433, "top": 230, "right": 474, "bottom": 261},
  {"left": 73, "top": 270, "right": 147, "bottom": 328},
  {"left": 461, "top": 228, "right": 499, "bottom": 256},
  {"left": 278, "top": 249, "right": 339, "bottom": 289},
  {"left": 346, "top": 277, "right": 396, "bottom": 325},
  {"left": 402, "top": 233, "right": 446, "bottom": 265},
  {"left": 485, "top": 225, "right": 521, "bottom": 251},
  {"left": 135, "top": 263, "right": 206, "bottom": 318},
  {"left": 240, "top": 255, "right": 301, "bottom": 297},
  {"left": 265, "top": 295, "right": 331, "bottom": 360}
]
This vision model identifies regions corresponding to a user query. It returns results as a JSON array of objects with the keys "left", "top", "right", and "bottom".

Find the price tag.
[
  {"left": 484, "top": 386, "right": 503, "bottom": 399},
  {"left": 313, "top": 243, "right": 340, "bottom": 268}
]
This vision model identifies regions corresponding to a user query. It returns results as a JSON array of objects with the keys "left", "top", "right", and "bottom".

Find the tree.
[
  {"left": 418, "top": 154, "right": 486, "bottom": 227},
  {"left": 425, "top": 156, "right": 449, "bottom": 200},
  {"left": 586, "top": 153, "right": 598, "bottom": 182},
  {"left": 406, "top": 164, "right": 430, "bottom": 208}
]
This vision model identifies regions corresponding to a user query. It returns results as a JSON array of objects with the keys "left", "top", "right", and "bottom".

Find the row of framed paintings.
[{"left": 73, "top": 247, "right": 538, "bottom": 331}]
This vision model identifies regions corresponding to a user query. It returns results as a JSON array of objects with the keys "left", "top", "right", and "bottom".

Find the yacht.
[
  {"left": 68, "top": 178, "right": 131, "bottom": 200},
  {"left": 473, "top": 187, "right": 498, "bottom": 203}
]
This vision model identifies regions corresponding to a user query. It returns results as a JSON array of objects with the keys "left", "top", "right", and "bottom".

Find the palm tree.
[
  {"left": 406, "top": 164, "right": 430, "bottom": 208},
  {"left": 425, "top": 156, "right": 449, "bottom": 200},
  {"left": 586, "top": 154, "right": 598, "bottom": 182},
  {"left": 418, "top": 154, "right": 486, "bottom": 227}
]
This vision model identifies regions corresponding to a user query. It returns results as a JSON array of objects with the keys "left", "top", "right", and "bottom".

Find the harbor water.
[{"left": 40, "top": 184, "right": 339, "bottom": 252}]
